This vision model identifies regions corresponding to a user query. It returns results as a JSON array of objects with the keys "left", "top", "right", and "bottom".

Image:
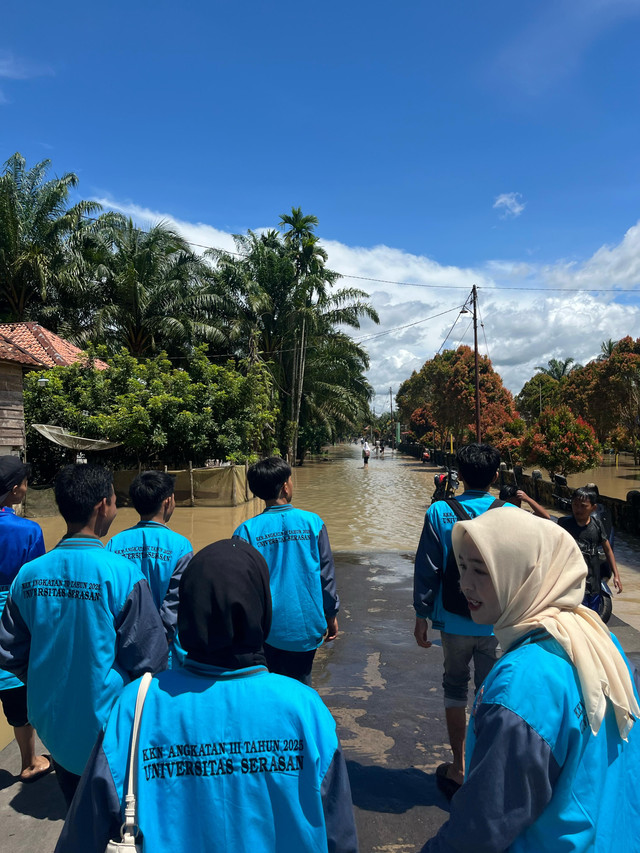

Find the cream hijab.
[{"left": 451, "top": 509, "right": 639, "bottom": 739}]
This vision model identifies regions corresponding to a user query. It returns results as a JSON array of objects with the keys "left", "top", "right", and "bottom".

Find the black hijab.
[{"left": 178, "top": 538, "right": 272, "bottom": 670}]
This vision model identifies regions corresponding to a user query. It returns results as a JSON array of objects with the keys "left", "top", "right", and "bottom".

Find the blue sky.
[{"left": 3, "top": 0, "right": 640, "bottom": 410}]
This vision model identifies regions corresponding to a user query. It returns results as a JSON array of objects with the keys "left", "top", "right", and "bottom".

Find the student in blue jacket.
[
  {"left": 55, "top": 538, "right": 358, "bottom": 853},
  {"left": 0, "top": 464, "right": 168, "bottom": 807},
  {"left": 421, "top": 510, "right": 640, "bottom": 853},
  {"left": 106, "top": 470, "right": 193, "bottom": 657},
  {"left": 233, "top": 456, "right": 339, "bottom": 685},
  {"left": 0, "top": 456, "right": 51, "bottom": 784}
]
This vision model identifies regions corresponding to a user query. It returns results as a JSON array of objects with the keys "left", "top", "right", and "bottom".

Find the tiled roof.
[{"left": 0, "top": 323, "right": 109, "bottom": 370}]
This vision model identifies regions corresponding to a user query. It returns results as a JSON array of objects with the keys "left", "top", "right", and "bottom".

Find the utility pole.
[
  {"left": 389, "top": 387, "right": 394, "bottom": 448},
  {"left": 472, "top": 285, "right": 481, "bottom": 443}
]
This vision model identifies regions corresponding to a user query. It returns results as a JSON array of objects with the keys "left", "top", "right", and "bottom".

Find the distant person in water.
[
  {"left": 363, "top": 441, "right": 371, "bottom": 465},
  {"left": 0, "top": 457, "right": 51, "bottom": 784},
  {"left": 233, "top": 457, "right": 339, "bottom": 686},
  {"left": 498, "top": 484, "right": 551, "bottom": 520}
]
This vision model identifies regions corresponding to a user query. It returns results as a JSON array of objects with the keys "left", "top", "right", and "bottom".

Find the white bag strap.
[{"left": 119, "top": 672, "right": 153, "bottom": 843}]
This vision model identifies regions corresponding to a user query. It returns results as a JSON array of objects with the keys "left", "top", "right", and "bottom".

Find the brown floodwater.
[{"left": 31, "top": 444, "right": 640, "bottom": 631}]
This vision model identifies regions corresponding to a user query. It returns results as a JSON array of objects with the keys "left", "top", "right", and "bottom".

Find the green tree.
[
  {"left": 210, "top": 220, "right": 378, "bottom": 462},
  {"left": 87, "top": 215, "right": 222, "bottom": 357},
  {"left": 535, "top": 357, "right": 579, "bottom": 381},
  {"left": 515, "top": 373, "right": 561, "bottom": 425},
  {"left": 0, "top": 152, "right": 101, "bottom": 322},
  {"left": 521, "top": 405, "right": 602, "bottom": 478},
  {"left": 23, "top": 347, "right": 278, "bottom": 483}
]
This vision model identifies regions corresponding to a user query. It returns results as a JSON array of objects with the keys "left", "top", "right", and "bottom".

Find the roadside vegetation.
[{"left": 1, "top": 153, "right": 378, "bottom": 473}]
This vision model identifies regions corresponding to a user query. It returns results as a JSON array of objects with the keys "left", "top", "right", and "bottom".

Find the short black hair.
[
  {"left": 54, "top": 465, "right": 114, "bottom": 525},
  {"left": 247, "top": 457, "right": 291, "bottom": 501},
  {"left": 455, "top": 443, "right": 501, "bottom": 489},
  {"left": 129, "top": 471, "right": 175, "bottom": 516},
  {"left": 499, "top": 484, "right": 519, "bottom": 502},
  {"left": 572, "top": 486, "right": 597, "bottom": 506}
]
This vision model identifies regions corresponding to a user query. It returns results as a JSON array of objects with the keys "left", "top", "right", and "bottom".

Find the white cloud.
[
  {"left": 491, "top": 0, "right": 640, "bottom": 96},
  {"left": 493, "top": 192, "right": 526, "bottom": 219},
  {"left": 0, "top": 51, "right": 52, "bottom": 80},
  {"left": 94, "top": 195, "right": 640, "bottom": 414}
]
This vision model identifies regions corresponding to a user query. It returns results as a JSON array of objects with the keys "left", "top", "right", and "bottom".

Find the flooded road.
[{"left": 32, "top": 443, "right": 640, "bottom": 631}]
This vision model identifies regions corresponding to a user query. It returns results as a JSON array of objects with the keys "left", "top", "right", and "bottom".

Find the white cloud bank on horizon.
[
  {"left": 493, "top": 192, "right": 526, "bottom": 219},
  {"left": 93, "top": 195, "right": 640, "bottom": 414}
]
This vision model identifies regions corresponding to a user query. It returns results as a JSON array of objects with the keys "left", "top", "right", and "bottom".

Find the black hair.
[
  {"left": 247, "top": 457, "right": 292, "bottom": 501},
  {"left": 455, "top": 444, "right": 501, "bottom": 489},
  {"left": 129, "top": 470, "right": 175, "bottom": 516},
  {"left": 572, "top": 486, "right": 597, "bottom": 506},
  {"left": 54, "top": 464, "right": 114, "bottom": 525},
  {"left": 499, "top": 484, "right": 519, "bottom": 502}
]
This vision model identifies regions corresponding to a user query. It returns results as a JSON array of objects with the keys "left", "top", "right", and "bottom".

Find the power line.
[
  {"left": 353, "top": 305, "right": 463, "bottom": 343},
  {"left": 83, "top": 215, "right": 639, "bottom": 295}
]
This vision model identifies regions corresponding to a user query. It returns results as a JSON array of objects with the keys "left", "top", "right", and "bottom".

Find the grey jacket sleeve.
[
  {"left": 413, "top": 515, "right": 442, "bottom": 619},
  {"left": 321, "top": 743, "right": 359, "bottom": 853},
  {"left": 318, "top": 525, "right": 340, "bottom": 618},
  {"left": 115, "top": 579, "right": 168, "bottom": 678},
  {"left": 159, "top": 550, "right": 193, "bottom": 642},
  {"left": 420, "top": 703, "right": 560, "bottom": 853},
  {"left": 0, "top": 595, "right": 31, "bottom": 682},
  {"left": 54, "top": 730, "right": 122, "bottom": 853}
]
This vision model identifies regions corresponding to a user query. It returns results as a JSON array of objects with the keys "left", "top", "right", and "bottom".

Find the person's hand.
[
  {"left": 613, "top": 575, "right": 623, "bottom": 594},
  {"left": 414, "top": 616, "right": 432, "bottom": 648},
  {"left": 325, "top": 615, "right": 339, "bottom": 641},
  {"left": 516, "top": 490, "right": 530, "bottom": 504}
]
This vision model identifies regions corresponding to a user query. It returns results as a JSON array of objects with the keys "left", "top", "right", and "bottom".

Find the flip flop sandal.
[
  {"left": 435, "top": 762, "right": 462, "bottom": 801},
  {"left": 20, "top": 755, "right": 54, "bottom": 784}
]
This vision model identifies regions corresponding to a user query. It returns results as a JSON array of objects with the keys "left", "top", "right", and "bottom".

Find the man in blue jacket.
[
  {"left": 106, "top": 470, "right": 193, "bottom": 662},
  {"left": 413, "top": 443, "right": 505, "bottom": 799},
  {"left": 233, "top": 457, "right": 339, "bottom": 686},
  {"left": 0, "top": 464, "right": 168, "bottom": 807},
  {"left": 0, "top": 456, "right": 50, "bottom": 784}
]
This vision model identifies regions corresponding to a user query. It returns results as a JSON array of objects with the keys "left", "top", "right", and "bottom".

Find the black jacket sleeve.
[
  {"left": 318, "top": 525, "right": 340, "bottom": 618},
  {"left": 321, "top": 743, "right": 359, "bottom": 853},
  {"left": 420, "top": 703, "right": 560, "bottom": 853},
  {"left": 159, "top": 550, "right": 193, "bottom": 642},
  {"left": 115, "top": 579, "right": 168, "bottom": 678},
  {"left": 0, "top": 595, "right": 31, "bottom": 682},
  {"left": 54, "top": 730, "right": 122, "bottom": 853}
]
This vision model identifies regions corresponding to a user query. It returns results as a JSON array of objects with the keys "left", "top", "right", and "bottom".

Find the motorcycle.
[{"left": 431, "top": 469, "right": 460, "bottom": 504}]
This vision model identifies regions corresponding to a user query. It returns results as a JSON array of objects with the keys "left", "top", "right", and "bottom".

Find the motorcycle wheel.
[{"left": 598, "top": 593, "right": 612, "bottom": 624}]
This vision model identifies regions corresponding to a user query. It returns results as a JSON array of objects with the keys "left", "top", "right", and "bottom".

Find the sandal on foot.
[{"left": 20, "top": 755, "right": 54, "bottom": 784}]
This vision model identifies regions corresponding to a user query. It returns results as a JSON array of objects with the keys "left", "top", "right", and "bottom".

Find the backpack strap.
[{"left": 443, "top": 498, "right": 471, "bottom": 521}]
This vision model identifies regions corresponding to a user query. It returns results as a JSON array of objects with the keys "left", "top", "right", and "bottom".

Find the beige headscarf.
[{"left": 451, "top": 510, "right": 639, "bottom": 739}]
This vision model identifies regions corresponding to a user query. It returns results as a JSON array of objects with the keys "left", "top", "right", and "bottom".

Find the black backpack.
[{"left": 441, "top": 498, "right": 505, "bottom": 618}]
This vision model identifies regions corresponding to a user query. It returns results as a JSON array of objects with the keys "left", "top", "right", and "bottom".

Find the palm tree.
[
  {"left": 89, "top": 214, "right": 223, "bottom": 357},
  {"left": 0, "top": 152, "right": 101, "bottom": 321},
  {"left": 535, "top": 357, "right": 579, "bottom": 381},
  {"left": 210, "top": 222, "right": 379, "bottom": 461},
  {"left": 597, "top": 339, "right": 617, "bottom": 361}
]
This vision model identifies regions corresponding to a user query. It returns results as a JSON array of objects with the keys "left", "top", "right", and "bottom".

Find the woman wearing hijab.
[
  {"left": 55, "top": 539, "right": 358, "bottom": 853},
  {"left": 421, "top": 510, "right": 640, "bottom": 853}
]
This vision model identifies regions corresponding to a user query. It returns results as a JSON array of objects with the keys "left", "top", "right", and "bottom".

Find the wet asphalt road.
[{"left": 1, "top": 548, "right": 639, "bottom": 853}]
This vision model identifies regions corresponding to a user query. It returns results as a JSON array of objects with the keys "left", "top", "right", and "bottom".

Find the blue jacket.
[
  {"left": 233, "top": 505, "right": 339, "bottom": 652},
  {"left": 0, "top": 508, "right": 45, "bottom": 692},
  {"left": 106, "top": 522, "right": 193, "bottom": 642},
  {"left": 422, "top": 631, "right": 640, "bottom": 852},
  {"left": 414, "top": 491, "right": 511, "bottom": 636},
  {"left": 0, "top": 537, "right": 168, "bottom": 775},
  {"left": 55, "top": 661, "right": 358, "bottom": 853}
]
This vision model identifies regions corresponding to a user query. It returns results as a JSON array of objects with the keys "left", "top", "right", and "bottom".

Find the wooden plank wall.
[{"left": 0, "top": 362, "right": 25, "bottom": 449}]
